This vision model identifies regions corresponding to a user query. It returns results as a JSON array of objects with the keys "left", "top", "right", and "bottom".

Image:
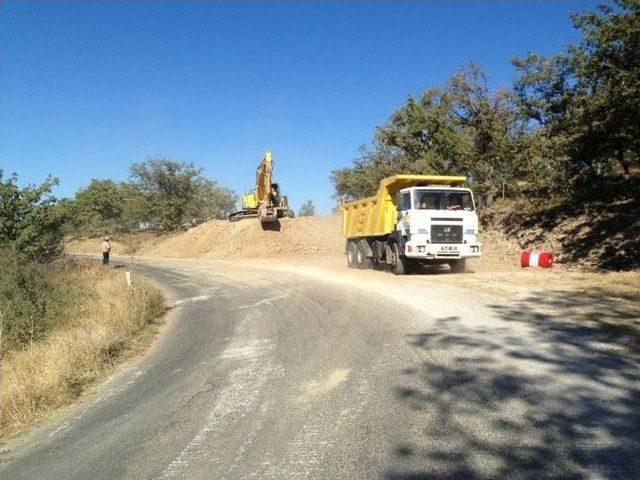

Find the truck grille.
[{"left": 431, "top": 225, "right": 463, "bottom": 244}]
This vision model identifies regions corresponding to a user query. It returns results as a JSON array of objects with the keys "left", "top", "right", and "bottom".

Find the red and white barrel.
[{"left": 520, "top": 250, "right": 553, "bottom": 268}]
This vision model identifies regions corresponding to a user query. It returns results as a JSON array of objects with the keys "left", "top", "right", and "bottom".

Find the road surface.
[{"left": 1, "top": 259, "right": 638, "bottom": 479}]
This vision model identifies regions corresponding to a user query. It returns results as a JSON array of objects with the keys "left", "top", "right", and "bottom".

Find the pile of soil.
[{"left": 137, "top": 216, "right": 344, "bottom": 260}]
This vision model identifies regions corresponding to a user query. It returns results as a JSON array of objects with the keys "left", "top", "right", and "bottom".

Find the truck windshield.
[{"left": 413, "top": 190, "right": 474, "bottom": 211}]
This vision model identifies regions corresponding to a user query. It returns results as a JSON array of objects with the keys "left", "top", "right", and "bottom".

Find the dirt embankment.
[
  {"left": 481, "top": 196, "right": 640, "bottom": 271},
  {"left": 68, "top": 216, "right": 345, "bottom": 261},
  {"left": 141, "top": 215, "right": 344, "bottom": 259},
  {"left": 68, "top": 215, "right": 521, "bottom": 269}
]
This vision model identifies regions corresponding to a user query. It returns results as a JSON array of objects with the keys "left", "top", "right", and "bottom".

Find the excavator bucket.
[{"left": 259, "top": 205, "right": 278, "bottom": 223}]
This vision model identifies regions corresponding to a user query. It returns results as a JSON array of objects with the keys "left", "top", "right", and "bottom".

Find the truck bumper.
[{"left": 404, "top": 242, "right": 482, "bottom": 260}]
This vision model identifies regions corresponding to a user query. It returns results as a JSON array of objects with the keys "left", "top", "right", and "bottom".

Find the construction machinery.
[
  {"left": 341, "top": 175, "right": 482, "bottom": 274},
  {"left": 228, "top": 150, "right": 295, "bottom": 223}
]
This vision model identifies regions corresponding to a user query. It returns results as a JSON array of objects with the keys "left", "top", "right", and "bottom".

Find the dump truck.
[
  {"left": 341, "top": 175, "right": 482, "bottom": 274},
  {"left": 229, "top": 150, "right": 294, "bottom": 223}
]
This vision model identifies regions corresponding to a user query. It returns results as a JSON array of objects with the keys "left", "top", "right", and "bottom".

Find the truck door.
[{"left": 399, "top": 192, "right": 411, "bottom": 236}]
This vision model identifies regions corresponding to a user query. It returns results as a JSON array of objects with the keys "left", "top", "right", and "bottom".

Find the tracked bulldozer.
[{"left": 228, "top": 150, "right": 295, "bottom": 223}]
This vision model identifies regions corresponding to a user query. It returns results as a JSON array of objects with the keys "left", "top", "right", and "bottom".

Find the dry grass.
[
  {"left": 65, "top": 237, "right": 126, "bottom": 255},
  {"left": 0, "top": 261, "right": 165, "bottom": 438}
]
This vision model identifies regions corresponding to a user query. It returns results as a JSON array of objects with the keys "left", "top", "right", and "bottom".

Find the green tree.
[
  {"left": 187, "top": 178, "right": 238, "bottom": 223},
  {"left": 128, "top": 158, "right": 237, "bottom": 230},
  {"left": 445, "top": 65, "right": 521, "bottom": 196},
  {"left": 298, "top": 200, "right": 316, "bottom": 217},
  {"left": 331, "top": 144, "right": 402, "bottom": 200},
  {"left": 0, "top": 171, "right": 66, "bottom": 262},
  {"left": 129, "top": 159, "right": 198, "bottom": 230},
  {"left": 332, "top": 65, "right": 521, "bottom": 199},
  {"left": 66, "top": 179, "right": 125, "bottom": 235},
  {"left": 513, "top": 0, "right": 640, "bottom": 189}
]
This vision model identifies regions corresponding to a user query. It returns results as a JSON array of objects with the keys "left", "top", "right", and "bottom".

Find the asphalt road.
[{"left": 1, "top": 259, "right": 638, "bottom": 480}]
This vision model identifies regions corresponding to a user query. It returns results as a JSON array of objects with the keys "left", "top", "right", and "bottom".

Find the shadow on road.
[{"left": 385, "top": 289, "right": 640, "bottom": 479}]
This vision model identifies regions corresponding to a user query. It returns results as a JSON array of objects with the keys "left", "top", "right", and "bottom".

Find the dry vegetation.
[{"left": 1, "top": 261, "right": 165, "bottom": 438}]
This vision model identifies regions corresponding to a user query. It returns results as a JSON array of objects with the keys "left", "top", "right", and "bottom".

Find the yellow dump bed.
[{"left": 341, "top": 175, "right": 466, "bottom": 239}]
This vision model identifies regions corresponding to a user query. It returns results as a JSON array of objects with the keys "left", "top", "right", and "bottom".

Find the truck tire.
[
  {"left": 346, "top": 241, "right": 358, "bottom": 268},
  {"left": 356, "top": 242, "right": 372, "bottom": 269},
  {"left": 391, "top": 242, "right": 409, "bottom": 275},
  {"left": 449, "top": 259, "right": 466, "bottom": 273}
]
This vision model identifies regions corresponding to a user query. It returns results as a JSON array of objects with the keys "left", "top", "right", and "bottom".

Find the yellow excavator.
[{"left": 228, "top": 150, "right": 295, "bottom": 223}]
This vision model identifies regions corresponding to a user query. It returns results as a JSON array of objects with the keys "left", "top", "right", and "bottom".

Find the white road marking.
[
  {"left": 155, "top": 336, "right": 276, "bottom": 479},
  {"left": 297, "top": 368, "right": 351, "bottom": 403},
  {"left": 233, "top": 293, "right": 289, "bottom": 311},
  {"left": 170, "top": 295, "right": 211, "bottom": 307}
]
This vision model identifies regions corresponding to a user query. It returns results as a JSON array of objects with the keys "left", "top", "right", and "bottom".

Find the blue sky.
[{"left": 1, "top": 1, "right": 598, "bottom": 214}]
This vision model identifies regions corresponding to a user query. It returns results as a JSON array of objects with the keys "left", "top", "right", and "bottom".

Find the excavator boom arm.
[{"left": 255, "top": 150, "right": 273, "bottom": 206}]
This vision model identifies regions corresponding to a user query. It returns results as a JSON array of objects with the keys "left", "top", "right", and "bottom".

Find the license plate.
[{"left": 440, "top": 245, "right": 458, "bottom": 251}]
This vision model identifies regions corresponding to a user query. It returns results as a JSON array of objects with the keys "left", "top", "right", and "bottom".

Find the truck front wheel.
[
  {"left": 346, "top": 242, "right": 358, "bottom": 268},
  {"left": 449, "top": 259, "right": 466, "bottom": 273},
  {"left": 391, "top": 242, "right": 410, "bottom": 275}
]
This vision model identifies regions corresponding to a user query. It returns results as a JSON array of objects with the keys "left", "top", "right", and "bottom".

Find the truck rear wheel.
[
  {"left": 356, "top": 242, "right": 372, "bottom": 269},
  {"left": 346, "top": 242, "right": 358, "bottom": 268},
  {"left": 391, "top": 242, "right": 409, "bottom": 275}
]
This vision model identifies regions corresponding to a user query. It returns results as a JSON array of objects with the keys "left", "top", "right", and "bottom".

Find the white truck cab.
[{"left": 396, "top": 185, "right": 482, "bottom": 264}]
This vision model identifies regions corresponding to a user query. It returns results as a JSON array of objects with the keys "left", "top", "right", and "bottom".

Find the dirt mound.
[{"left": 137, "top": 215, "right": 344, "bottom": 260}]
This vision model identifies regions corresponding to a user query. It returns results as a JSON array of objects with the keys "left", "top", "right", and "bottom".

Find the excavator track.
[{"left": 228, "top": 210, "right": 259, "bottom": 222}]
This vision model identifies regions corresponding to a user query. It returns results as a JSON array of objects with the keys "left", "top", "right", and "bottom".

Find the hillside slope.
[{"left": 481, "top": 196, "right": 640, "bottom": 271}]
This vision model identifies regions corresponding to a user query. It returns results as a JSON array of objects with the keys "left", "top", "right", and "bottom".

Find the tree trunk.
[{"left": 618, "top": 149, "right": 630, "bottom": 177}]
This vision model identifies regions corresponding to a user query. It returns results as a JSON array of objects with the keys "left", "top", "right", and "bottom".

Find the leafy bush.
[
  {"left": 1, "top": 259, "right": 165, "bottom": 436},
  {"left": 0, "top": 250, "right": 81, "bottom": 352},
  {"left": 0, "top": 171, "right": 66, "bottom": 262}
]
